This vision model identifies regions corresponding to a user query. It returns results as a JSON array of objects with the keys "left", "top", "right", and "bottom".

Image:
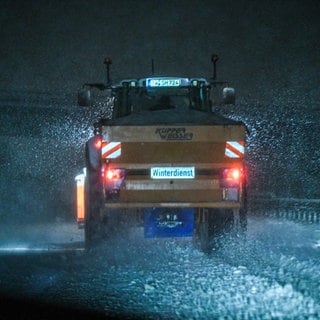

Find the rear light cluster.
[
  {"left": 105, "top": 168, "right": 125, "bottom": 181},
  {"left": 220, "top": 167, "right": 244, "bottom": 201},
  {"left": 102, "top": 166, "right": 126, "bottom": 200},
  {"left": 220, "top": 167, "right": 243, "bottom": 188}
]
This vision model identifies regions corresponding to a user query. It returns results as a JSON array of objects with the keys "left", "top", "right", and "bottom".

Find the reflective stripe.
[
  {"left": 102, "top": 142, "right": 121, "bottom": 159},
  {"left": 225, "top": 141, "right": 244, "bottom": 158}
]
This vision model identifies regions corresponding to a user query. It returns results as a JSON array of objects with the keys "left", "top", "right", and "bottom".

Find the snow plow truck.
[{"left": 75, "top": 55, "right": 247, "bottom": 252}]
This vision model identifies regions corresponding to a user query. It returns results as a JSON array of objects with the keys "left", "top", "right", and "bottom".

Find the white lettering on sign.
[{"left": 151, "top": 167, "right": 195, "bottom": 179}]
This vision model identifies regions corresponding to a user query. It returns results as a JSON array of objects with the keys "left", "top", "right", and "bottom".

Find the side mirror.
[{"left": 222, "top": 87, "right": 236, "bottom": 105}]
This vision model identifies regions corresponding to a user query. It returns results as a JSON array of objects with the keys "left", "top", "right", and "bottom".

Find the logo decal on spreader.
[{"left": 155, "top": 128, "right": 193, "bottom": 140}]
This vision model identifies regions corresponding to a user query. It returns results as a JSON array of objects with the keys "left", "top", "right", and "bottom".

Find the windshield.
[
  {"left": 112, "top": 80, "right": 212, "bottom": 118},
  {"left": 136, "top": 88, "right": 190, "bottom": 111}
]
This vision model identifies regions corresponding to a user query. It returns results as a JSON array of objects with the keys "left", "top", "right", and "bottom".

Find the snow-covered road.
[
  {"left": 0, "top": 207, "right": 319, "bottom": 319},
  {"left": 0, "top": 100, "right": 319, "bottom": 318}
]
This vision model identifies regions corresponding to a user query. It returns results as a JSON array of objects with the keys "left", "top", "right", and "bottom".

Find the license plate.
[
  {"left": 150, "top": 166, "right": 195, "bottom": 179},
  {"left": 144, "top": 208, "right": 194, "bottom": 238},
  {"left": 146, "top": 78, "right": 181, "bottom": 87}
]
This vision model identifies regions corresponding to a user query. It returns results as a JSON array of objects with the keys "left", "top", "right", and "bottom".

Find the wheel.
[
  {"left": 193, "top": 207, "right": 245, "bottom": 253},
  {"left": 84, "top": 143, "right": 104, "bottom": 248},
  {"left": 84, "top": 168, "right": 103, "bottom": 247},
  {"left": 193, "top": 208, "right": 215, "bottom": 253},
  {"left": 193, "top": 213, "right": 211, "bottom": 253}
]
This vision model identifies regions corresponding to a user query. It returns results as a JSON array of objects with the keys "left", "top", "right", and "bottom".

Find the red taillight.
[
  {"left": 220, "top": 167, "right": 243, "bottom": 187},
  {"left": 105, "top": 168, "right": 125, "bottom": 181},
  {"left": 225, "top": 168, "right": 241, "bottom": 180},
  {"left": 103, "top": 167, "right": 126, "bottom": 200}
]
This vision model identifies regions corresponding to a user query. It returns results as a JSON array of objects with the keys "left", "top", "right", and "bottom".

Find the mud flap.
[{"left": 144, "top": 208, "right": 194, "bottom": 238}]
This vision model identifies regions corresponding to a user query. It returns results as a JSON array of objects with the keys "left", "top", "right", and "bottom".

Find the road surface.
[{"left": 0, "top": 202, "right": 319, "bottom": 319}]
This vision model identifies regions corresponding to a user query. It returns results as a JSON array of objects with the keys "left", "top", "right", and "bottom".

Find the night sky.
[{"left": 0, "top": 0, "right": 319, "bottom": 106}]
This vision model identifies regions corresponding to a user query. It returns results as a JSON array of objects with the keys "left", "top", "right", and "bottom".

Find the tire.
[
  {"left": 84, "top": 144, "right": 103, "bottom": 248},
  {"left": 84, "top": 168, "right": 103, "bottom": 247},
  {"left": 193, "top": 207, "right": 246, "bottom": 253}
]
